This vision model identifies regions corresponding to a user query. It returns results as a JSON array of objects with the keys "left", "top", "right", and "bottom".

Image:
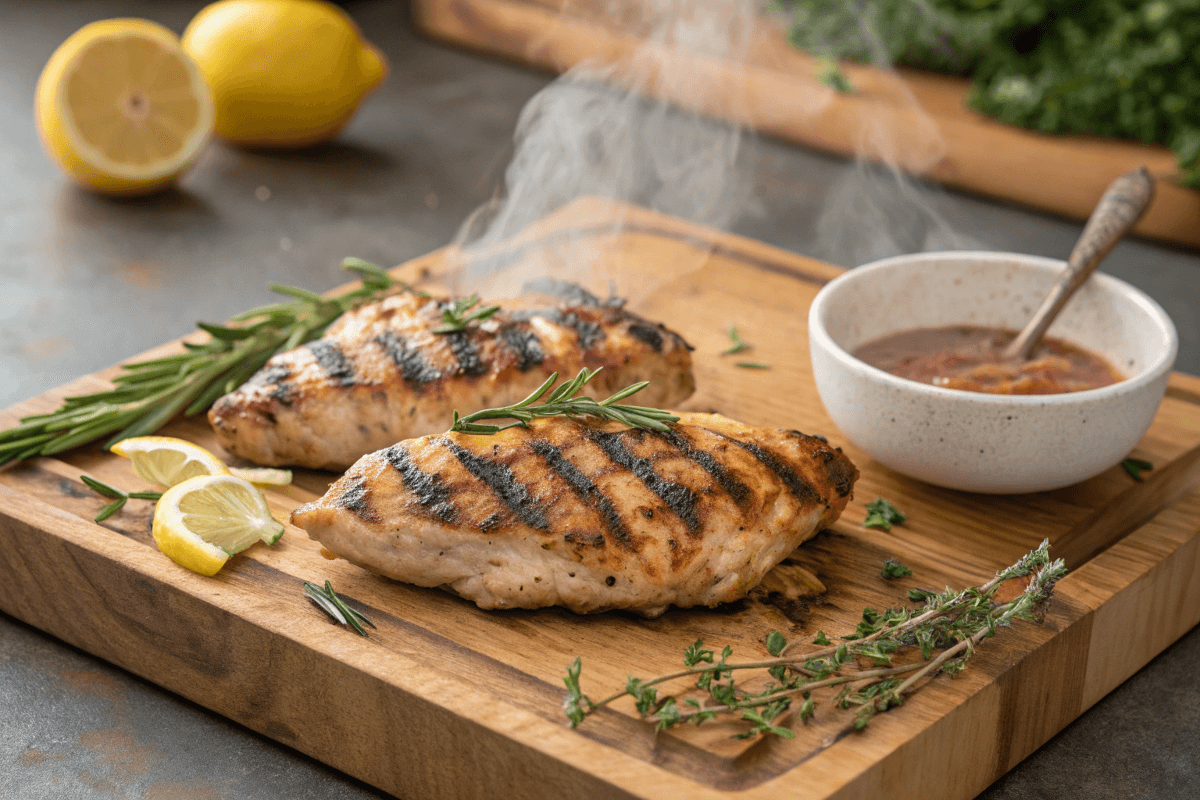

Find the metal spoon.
[{"left": 1002, "top": 167, "right": 1156, "bottom": 362}]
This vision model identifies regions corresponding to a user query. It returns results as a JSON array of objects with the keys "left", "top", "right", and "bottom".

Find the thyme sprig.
[
  {"left": 304, "top": 580, "right": 377, "bottom": 637},
  {"left": 81, "top": 475, "right": 162, "bottom": 523},
  {"left": 450, "top": 368, "right": 680, "bottom": 435},
  {"left": 434, "top": 293, "right": 500, "bottom": 333},
  {"left": 563, "top": 540, "right": 1065, "bottom": 738},
  {"left": 0, "top": 258, "right": 400, "bottom": 467}
]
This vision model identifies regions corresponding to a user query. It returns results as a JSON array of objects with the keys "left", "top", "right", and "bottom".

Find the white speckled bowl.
[{"left": 808, "top": 252, "right": 1178, "bottom": 494}]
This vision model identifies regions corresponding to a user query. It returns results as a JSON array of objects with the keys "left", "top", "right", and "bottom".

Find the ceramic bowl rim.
[{"left": 808, "top": 250, "right": 1179, "bottom": 405}]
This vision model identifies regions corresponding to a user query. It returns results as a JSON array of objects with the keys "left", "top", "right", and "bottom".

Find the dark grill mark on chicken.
[
  {"left": 719, "top": 434, "right": 822, "bottom": 506},
  {"left": 499, "top": 326, "right": 544, "bottom": 372},
  {"left": 529, "top": 438, "right": 633, "bottom": 550},
  {"left": 384, "top": 445, "right": 458, "bottom": 523},
  {"left": 586, "top": 430, "right": 701, "bottom": 533},
  {"left": 522, "top": 277, "right": 605, "bottom": 307},
  {"left": 332, "top": 476, "right": 379, "bottom": 522},
  {"left": 443, "top": 438, "right": 548, "bottom": 530},
  {"left": 375, "top": 330, "right": 441, "bottom": 388},
  {"left": 627, "top": 323, "right": 664, "bottom": 352},
  {"left": 260, "top": 364, "right": 291, "bottom": 385},
  {"left": 308, "top": 340, "right": 357, "bottom": 387},
  {"left": 515, "top": 308, "right": 605, "bottom": 350},
  {"left": 269, "top": 382, "right": 296, "bottom": 406},
  {"left": 656, "top": 429, "right": 751, "bottom": 507},
  {"left": 444, "top": 331, "right": 487, "bottom": 377}
]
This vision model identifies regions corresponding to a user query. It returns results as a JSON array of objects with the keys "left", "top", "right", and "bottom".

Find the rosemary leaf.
[
  {"left": 434, "top": 294, "right": 500, "bottom": 333},
  {"left": 735, "top": 362, "right": 771, "bottom": 370},
  {"left": 94, "top": 498, "right": 127, "bottom": 523},
  {"left": 304, "top": 580, "right": 375, "bottom": 636},
  {"left": 721, "top": 325, "right": 750, "bottom": 355},
  {"left": 1122, "top": 457, "right": 1153, "bottom": 482}
]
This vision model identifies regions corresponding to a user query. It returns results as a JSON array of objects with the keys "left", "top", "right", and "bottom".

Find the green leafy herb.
[
  {"left": 721, "top": 325, "right": 750, "bottom": 355},
  {"left": 450, "top": 368, "right": 680, "bottom": 435},
  {"left": 1122, "top": 457, "right": 1153, "bottom": 482},
  {"left": 0, "top": 258, "right": 403, "bottom": 467},
  {"left": 303, "top": 580, "right": 376, "bottom": 637},
  {"left": 80, "top": 475, "right": 162, "bottom": 523},
  {"left": 433, "top": 293, "right": 500, "bottom": 333},
  {"left": 881, "top": 559, "right": 913, "bottom": 579},
  {"left": 864, "top": 498, "right": 906, "bottom": 531},
  {"left": 817, "top": 55, "right": 854, "bottom": 93},
  {"left": 562, "top": 540, "right": 1065, "bottom": 739},
  {"left": 735, "top": 362, "right": 771, "bottom": 370},
  {"left": 780, "top": 1, "right": 1200, "bottom": 187}
]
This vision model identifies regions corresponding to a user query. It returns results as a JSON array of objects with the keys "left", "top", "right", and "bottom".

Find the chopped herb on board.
[
  {"left": 736, "top": 362, "right": 771, "bottom": 370},
  {"left": 881, "top": 559, "right": 913, "bottom": 579},
  {"left": 1122, "top": 457, "right": 1153, "bottom": 482},
  {"left": 864, "top": 498, "right": 906, "bottom": 531}
]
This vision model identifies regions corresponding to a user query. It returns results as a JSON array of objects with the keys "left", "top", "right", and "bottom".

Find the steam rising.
[{"left": 448, "top": 0, "right": 977, "bottom": 292}]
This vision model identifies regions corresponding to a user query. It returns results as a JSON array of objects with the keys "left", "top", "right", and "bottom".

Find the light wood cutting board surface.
[{"left": 2, "top": 198, "right": 1200, "bottom": 799}]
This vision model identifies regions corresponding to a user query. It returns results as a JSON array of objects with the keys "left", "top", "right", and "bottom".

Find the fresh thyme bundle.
[
  {"left": 564, "top": 540, "right": 1065, "bottom": 738},
  {"left": 0, "top": 258, "right": 398, "bottom": 466},
  {"left": 781, "top": 0, "right": 1200, "bottom": 186}
]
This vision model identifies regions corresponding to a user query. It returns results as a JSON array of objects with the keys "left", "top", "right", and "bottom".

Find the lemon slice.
[
  {"left": 111, "top": 436, "right": 230, "bottom": 487},
  {"left": 229, "top": 467, "right": 293, "bottom": 488},
  {"left": 35, "top": 18, "right": 215, "bottom": 195},
  {"left": 153, "top": 474, "right": 285, "bottom": 576}
]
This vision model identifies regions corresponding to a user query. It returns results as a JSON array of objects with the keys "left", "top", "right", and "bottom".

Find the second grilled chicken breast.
[
  {"left": 208, "top": 282, "right": 694, "bottom": 470},
  {"left": 291, "top": 413, "right": 858, "bottom": 617}
]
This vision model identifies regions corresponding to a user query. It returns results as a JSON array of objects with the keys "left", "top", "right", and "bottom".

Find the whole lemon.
[
  {"left": 35, "top": 18, "right": 215, "bottom": 195},
  {"left": 181, "top": 0, "right": 388, "bottom": 148}
]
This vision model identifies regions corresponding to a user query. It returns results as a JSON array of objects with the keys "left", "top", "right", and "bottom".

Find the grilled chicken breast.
[
  {"left": 208, "top": 281, "right": 695, "bottom": 470},
  {"left": 291, "top": 413, "right": 858, "bottom": 617}
]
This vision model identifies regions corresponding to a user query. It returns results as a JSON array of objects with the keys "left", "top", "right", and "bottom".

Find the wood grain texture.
[
  {"left": 2, "top": 197, "right": 1199, "bottom": 799},
  {"left": 410, "top": 0, "right": 1200, "bottom": 251}
]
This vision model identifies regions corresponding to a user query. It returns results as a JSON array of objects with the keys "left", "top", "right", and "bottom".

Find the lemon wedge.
[
  {"left": 153, "top": 474, "right": 285, "bottom": 576},
  {"left": 229, "top": 466, "right": 293, "bottom": 488},
  {"left": 35, "top": 18, "right": 214, "bottom": 195},
  {"left": 111, "top": 436, "right": 230, "bottom": 487}
]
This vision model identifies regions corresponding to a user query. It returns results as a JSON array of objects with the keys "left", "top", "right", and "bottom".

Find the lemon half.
[
  {"left": 153, "top": 474, "right": 285, "bottom": 576},
  {"left": 35, "top": 18, "right": 215, "bottom": 195},
  {"left": 111, "top": 436, "right": 230, "bottom": 487}
]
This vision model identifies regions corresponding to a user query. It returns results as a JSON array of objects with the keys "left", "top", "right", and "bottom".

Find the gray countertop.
[{"left": 2, "top": 1, "right": 1198, "bottom": 798}]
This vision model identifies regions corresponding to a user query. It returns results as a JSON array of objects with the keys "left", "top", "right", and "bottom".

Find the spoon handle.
[{"left": 1002, "top": 167, "right": 1155, "bottom": 362}]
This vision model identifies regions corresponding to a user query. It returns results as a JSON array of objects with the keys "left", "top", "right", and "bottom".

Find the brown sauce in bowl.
[{"left": 853, "top": 326, "right": 1123, "bottom": 395}]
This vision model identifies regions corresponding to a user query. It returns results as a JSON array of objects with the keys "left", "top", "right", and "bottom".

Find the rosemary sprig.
[
  {"left": 563, "top": 540, "right": 1066, "bottom": 738},
  {"left": 450, "top": 368, "right": 680, "bottom": 435},
  {"left": 434, "top": 294, "right": 500, "bottom": 333},
  {"left": 304, "top": 580, "right": 377, "bottom": 637},
  {"left": 721, "top": 325, "right": 750, "bottom": 355},
  {"left": 80, "top": 475, "right": 162, "bottom": 522},
  {"left": 864, "top": 498, "right": 906, "bottom": 531},
  {"left": 0, "top": 258, "right": 400, "bottom": 466}
]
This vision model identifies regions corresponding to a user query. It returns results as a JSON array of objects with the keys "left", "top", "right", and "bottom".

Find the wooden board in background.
[
  {"left": 2, "top": 198, "right": 1200, "bottom": 799},
  {"left": 411, "top": 0, "right": 1200, "bottom": 251}
]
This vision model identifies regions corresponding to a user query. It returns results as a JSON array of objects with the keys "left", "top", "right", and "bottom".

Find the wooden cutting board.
[
  {"left": 3, "top": 198, "right": 1200, "bottom": 800},
  {"left": 411, "top": 0, "right": 1200, "bottom": 252}
]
